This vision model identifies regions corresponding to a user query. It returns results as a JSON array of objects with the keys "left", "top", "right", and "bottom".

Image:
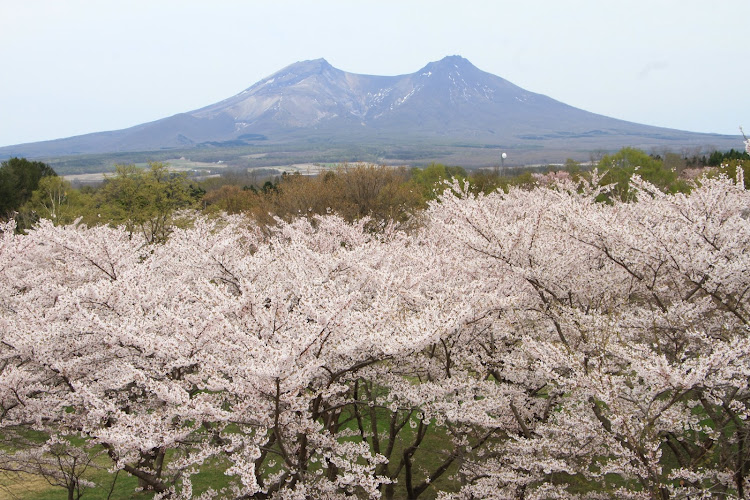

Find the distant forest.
[{"left": 2, "top": 147, "right": 748, "bottom": 236}]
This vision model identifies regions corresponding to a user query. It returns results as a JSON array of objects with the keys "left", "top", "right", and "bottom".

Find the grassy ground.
[
  {"left": 1, "top": 473, "right": 51, "bottom": 500},
  {"left": 1, "top": 457, "right": 234, "bottom": 500},
  {"left": 1, "top": 417, "right": 457, "bottom": 499}
]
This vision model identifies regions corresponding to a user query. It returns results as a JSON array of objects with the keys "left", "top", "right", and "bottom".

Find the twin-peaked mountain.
[
  {"left": 196, "top": 56, "right": 605, "bottom": 138},
  {"left": 196, "top": 56, "right": 556, "bottom": 133},
  {"left": 0, "top": 56, "right": 739, "bottom": 160}
]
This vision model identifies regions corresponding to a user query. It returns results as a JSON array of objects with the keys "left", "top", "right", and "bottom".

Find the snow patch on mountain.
[{"left": 395, "top": 85, "right": 422, "bottom": 107}]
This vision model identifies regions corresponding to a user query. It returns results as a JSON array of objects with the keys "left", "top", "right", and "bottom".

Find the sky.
[{"left": 1, "top": 0, "right": 748, "bottom": 148}]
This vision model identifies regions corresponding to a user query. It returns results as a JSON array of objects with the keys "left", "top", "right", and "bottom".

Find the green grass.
[
  {"left": 4, "top": 398, "right": 734, "bottom": 499},
  {"left": 0, "top": 434, "right": 235, "bottom": 500},
  {"left": 0, "top": 411, "right": 461, "bottom": 499}
]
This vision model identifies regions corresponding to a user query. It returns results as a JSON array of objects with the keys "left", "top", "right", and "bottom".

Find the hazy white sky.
[{"left": 1, "top": 0, "right": 748, "bottom": 147}]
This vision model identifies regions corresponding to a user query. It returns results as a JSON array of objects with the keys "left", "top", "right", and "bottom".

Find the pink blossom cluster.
[
  {"left": 531, "top": 170, "right": 572, "bottom": 186},
  {"left": 1, "top": 172, "right": 749, "bottom": 498}
]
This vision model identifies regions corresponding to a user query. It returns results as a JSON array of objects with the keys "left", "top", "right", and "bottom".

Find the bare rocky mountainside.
[{"left": 0, "top": 56, "right": 740, "bottom": 165}]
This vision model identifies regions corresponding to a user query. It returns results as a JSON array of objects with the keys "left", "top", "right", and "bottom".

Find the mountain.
[{"left": 0, "top": 56, "right": 741, "bottom": 164}]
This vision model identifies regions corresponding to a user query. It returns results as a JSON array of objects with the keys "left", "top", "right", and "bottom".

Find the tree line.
[{"left": 2, "top": 147, "right": 748, "bottom": 238}]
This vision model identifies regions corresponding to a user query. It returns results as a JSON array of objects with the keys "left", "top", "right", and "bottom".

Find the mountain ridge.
[{"left": 0, "top": 56, "right": 741, "bottom": 163}]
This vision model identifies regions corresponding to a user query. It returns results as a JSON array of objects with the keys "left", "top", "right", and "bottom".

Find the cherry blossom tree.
[
  {"left": 424, "top": 174, "right": 750, "bottom": 499},
  {"left": 1, "top": 169, "right": 748, "bottom": 499}
]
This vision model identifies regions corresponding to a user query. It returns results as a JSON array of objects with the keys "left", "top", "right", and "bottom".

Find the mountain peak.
[
  {"left": 438, "top": 55, "right": 470, "bottom": 64},
  {"left": 417, "top": 55, "right": 479, "bottom": 76},
  {"left": 276, "top": 57, "right": 334, "bottom": 76},
  {"left": 233, "top": 58, "right": 338, "bottom": 95},
  {"left": 434, "top": 55, "right": 473, "bottom": 67},
  {"left": 299, "top": 57, "right": 332, "bottom": 69}
]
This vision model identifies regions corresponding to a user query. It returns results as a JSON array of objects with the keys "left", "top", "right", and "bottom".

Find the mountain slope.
[{"left": 0, "top": 56, "right": 740, "bottom": 161}]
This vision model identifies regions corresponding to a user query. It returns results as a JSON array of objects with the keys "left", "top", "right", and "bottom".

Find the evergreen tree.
[{"left": 0, "top": 157, "right": 56, "bottom": 218}]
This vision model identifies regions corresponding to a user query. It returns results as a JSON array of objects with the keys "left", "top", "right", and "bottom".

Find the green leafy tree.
[
  {"left": 410, "top": 163, "right": 466, "bottom": 199},
  {"left": 597, "top": 147, "right": 688, "bottom": 201},
  {"left": 715, "top": 159, "right": 749, "bottom": 189},
  {"left": 18, "top": 176, "right": 92, "bottom": 228},
  {"left": 562, "top": 158, "right": 582, "bottom": 176},
  {"left": 0, "top": 157, "right": 57, "bottom": 218},
  {"left": 95, "top": 162, "right": 198, "bottom": 243}
]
